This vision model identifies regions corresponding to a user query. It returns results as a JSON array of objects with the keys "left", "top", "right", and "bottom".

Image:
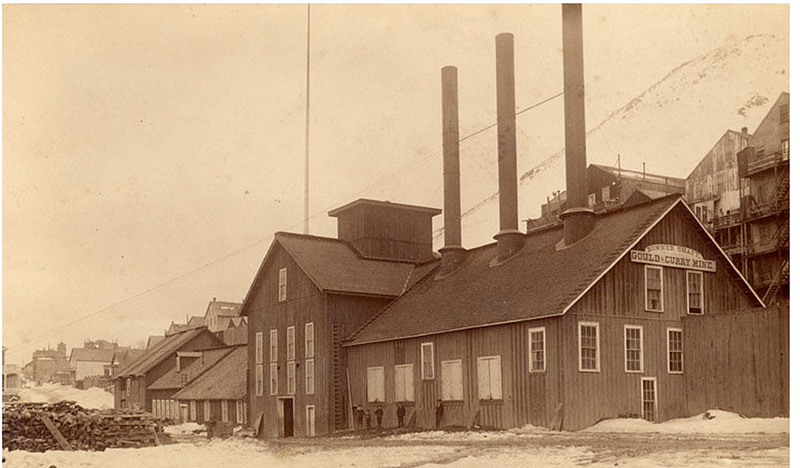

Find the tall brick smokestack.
[
  {"left": 493, "top": 32, "right": 525, "bottom": 263},
  {"left": 438, "top": 66, "right": 466, "bottom": 277},
  {"left": 560, "top": 3, "right": 596, "bottom": 245}
]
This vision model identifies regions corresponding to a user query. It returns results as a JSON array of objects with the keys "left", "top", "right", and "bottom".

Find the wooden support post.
[{"left": 40, "top": 414, "right": 72, "bottom": 451}]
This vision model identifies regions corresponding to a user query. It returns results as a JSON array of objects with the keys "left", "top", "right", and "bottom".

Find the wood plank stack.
[{"left": 3, "top": 401, "right": 159, "bottom": 452}]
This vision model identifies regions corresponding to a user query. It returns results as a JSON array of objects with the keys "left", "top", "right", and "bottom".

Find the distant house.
[
  {"left": 174, "top": 345, "right": 248, "bottom": 426},
  {"left": 70, "top": 347, "right": 115, "bottom": 382},
  {"left": 114, "top": 328, "right": 222, "bottom": 412},
  {"left": 204, "top": 299, "right": 243, "bottom": 333},
  {"left": 166, "top": 316, "right": 207, "bottom": 336},
  {"left": 106, "top": 348, "right": 147, "bottom": 378},
  {"left": 221, "top": 316, "right": 248, "bottom": 346},
  {"left": 148, "top": 345, "right": 238, "bottom": 422},
  {"left": 23, "top": 343, "right": 69, "bottom": 385},
  {"left": 146, "top": 335, "right": 166, "bottom": 350}
]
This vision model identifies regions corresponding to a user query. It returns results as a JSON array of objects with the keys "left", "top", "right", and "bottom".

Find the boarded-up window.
[
  {"left": 367, "top": 366, "right": 385, "bottom": 402},
  {"left": 278, "top": 268, "right": 287, "bottom": 302},
  {"left": 421, "top": 343, "right": 434, "bottom": 380},
  {"left": 305, "top": 322, "right": 314, "bottom": 358},
  {"left": 287, "top": 360, "right": 296, "bottom": 395},
  {"left": 441, "top": 360, "right": 463, "bottom": 401},
  {"left": 255, "top": 364, "right": 263, "bottom": 396},
  {"left": 236, "top": 401, "right": 245, "bottom": 424},
  {"left": 270, "top": 329, "right": 278, "bottom": 362},
  {"left": 645, "top": 266, "right": 663, "bottom": 312},
  {"left": 394, "top": 364, "right": 414, "bottom": 402},
  {"left": 255, "top": 332, "right": 263, "bottom": 365},
  {"left": 687, "top": 271, "right": 703, "bottom": 314},
  {"left": 204, "top": 400, "right": 210, "bottom": 421},
  {"left": 624, "top": 325, "right": 643, "bottom": 372},
  {"left": 602, "top": 185, "right": 611, "bottom": 202},
  {"left": 270, "top": 363, "right": 278, "bottom": 395},
  {"left": 126, "top": 377, "right": 131, "bottom": 397},
  {"left": 287, "top": 326, "right": 296, "bottom": 361},
  {"left": 190, "top": 401, "right": 197, "bottom": 421},
  {"left": 305, "top": 359, "right": 314, "bottom": 395},
  {"left": 667, "top": 328, "right": 684, "bottom": 373},
  {"left": 528, "top": 327, "right": 546, "bottom": 373},
  {"left": 477, "top": 356, "right": 501, "bottom": 400},
  {"left": 588, "top": 193, "right": 596, "bottom": 207},
  {"left": 579, "top": 322, "right": 600, "bottom": 372},
  {"left": 221, "top": 401, "right": 229, "bottom": 422}
]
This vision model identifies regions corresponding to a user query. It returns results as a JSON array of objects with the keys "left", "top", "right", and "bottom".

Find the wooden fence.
[{"left": 683, "top": 305, "right": 789, "bottom": 418}]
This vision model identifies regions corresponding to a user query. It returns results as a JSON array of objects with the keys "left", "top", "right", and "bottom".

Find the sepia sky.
[{"left": 2, "top": 3, "right": 790, "bottom": 364}]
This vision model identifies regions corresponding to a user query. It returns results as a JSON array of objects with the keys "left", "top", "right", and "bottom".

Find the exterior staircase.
[{"left": 762, "top": 259, "right": 789, "bottom": 306}]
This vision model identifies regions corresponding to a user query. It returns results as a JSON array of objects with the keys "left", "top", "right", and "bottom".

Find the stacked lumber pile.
[{"left": 3, "top": 401, "right": 159, "bottom": 452}]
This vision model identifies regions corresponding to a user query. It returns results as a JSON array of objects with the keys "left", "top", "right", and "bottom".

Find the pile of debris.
[{"left": 2, "top": 401, "right": 160, "bottom": 452}]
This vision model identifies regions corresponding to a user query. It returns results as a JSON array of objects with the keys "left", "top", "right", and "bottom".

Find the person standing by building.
[
  {"left": 364, "top": 408, "right": 372, "bottom": 430},
  {"left": 375, "top": 406, "right": 384, "bottom": 430},
  {"left": 435, "top": 400, "right": 444, "bottom": 429},
  {"left": 396, "top": 403, "right": 406, "bottom": 428},
  {"left": 355, "top": 405, "right": 364, "bottom": 430}
]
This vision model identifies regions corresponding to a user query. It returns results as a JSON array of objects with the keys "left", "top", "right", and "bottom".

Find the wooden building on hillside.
[
  {"left": 114, "top": 328, "right": 221, "bottom": 412},
  {"left": 241, "top": 199, "right": 440, "bottom": 438}
]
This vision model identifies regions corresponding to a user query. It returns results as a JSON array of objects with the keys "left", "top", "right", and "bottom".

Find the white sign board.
[{"left": 630, "top": 244, "right": 716, "bottom": 272}]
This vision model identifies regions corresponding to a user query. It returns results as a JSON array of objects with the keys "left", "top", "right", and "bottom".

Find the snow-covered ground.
[
  {"left": 15, "top": 383, "right": 114, "bottom": 409},
  {"left": 2, "top": 410, "right": 788, "bottom": 468}
]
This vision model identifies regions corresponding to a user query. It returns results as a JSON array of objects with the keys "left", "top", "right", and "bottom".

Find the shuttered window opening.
[
  {"left": 236, "top": 401, "right": 245, "bottom": 424},
  {"left": 686, "top": 271, "right": 704, "bottom": 314},
  {"left": 287, "top": 360, "right": 296, "bottom": 395},
  {"left": 270, "top": 363, "right": 278, "bottom": 395},
  {"left": 255, "top": 332, "right": 264, "bottom": 365},
  {"left": 203, "top": 400, "right": 210, "bottom": 421},
  {"left": 305, "top": 322, "right": 315, "bottom": 358},
  {"left": 287, "top": 326, "right": 296, "bottom": 361},
  {"left": 441, "top": 360, "right": 463, "bottom": 401},
  {"left": 190, "top": 401, "right": 197, "bottom": 421},
  {"left": 641, "top": 378, "right": 657, "bottom": 422},
  {"left": 255, "top": 364, "right": 264, "bottom": 396},
  {"left": 306, "top": 406, "right": 316, "bottom": 437},
  {"left": 477, "top": 356, "right": 501, "bottom": 401},
  {"left": 394, "top": 364, "right": 414, "bottom": 402},
  {"left": 278, "top": 267, "right": 287, "bottom": 302},
  {"left": 667, "top": 328, "right": 684, "bottom": 374},
  {"left": 579, "top": 322, "right": 600, "bottom": 372},
  {"left": 645, "top": 266, "right": 663, "bottom": 312},
  {"left": 221, "top": 401, "right": 229, "bottom": 422},
  {"left": 367, "top": 366, "right": 385, "bottom": 402},
  {"left": 270, "top": 329, "right": 278, "bottom": 362},
  {"left": 305, "top": 359, "right": 315, "bottom": 395},
  {"left": 624, "top": 325, "right": 643, "bottom": 373},
  {"left": 421, "top": 342, "right": 435, "bottom": 380},
  {"left": 528, "top": 327, "right": 546, "bottom": 373}
]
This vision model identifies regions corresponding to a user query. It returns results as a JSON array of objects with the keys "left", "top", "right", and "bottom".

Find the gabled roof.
[
  {"left": 148, "top": 346, "right": 235, "bottom": 390},
  {"left": 70, "top": 348, "right": 115, "bottom": 363},
  {"left": 147, "top": 335, "right": 166, "bottom": 350},
  {"left": 347, "top": 195, "right": 763, "bottom": 346},
  {"left": 117, "top": 328, "right": 213, "bottom": 378},
  {"left": 172, "top": 346, "right": 247, "bottom": 401},
  {"left": 204, "top": 300, "right": 242, "bottom": 319},
  {"left": 241, "top": 232, "right": 436, "bottom": 315}
]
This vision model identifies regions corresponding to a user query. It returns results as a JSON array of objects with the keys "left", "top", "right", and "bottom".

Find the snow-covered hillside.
[{"left": 433, "top": 34, "right": 789, "bottom": 249}]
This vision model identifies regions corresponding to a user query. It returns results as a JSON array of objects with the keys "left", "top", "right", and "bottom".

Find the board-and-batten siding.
[
  {"left": 247, "top": 244, "right": 330, "bottom": 437},
  {"left": 347, "top": 316, "right": 562, "bottom": 431},
  {"left": 562, "top": 207, "right": 756, "bottom": 430}
]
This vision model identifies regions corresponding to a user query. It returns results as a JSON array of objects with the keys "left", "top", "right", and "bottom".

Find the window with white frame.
[
  {"left": 624, "top": 325, "right": 643, "bottom": 373},
  {"left": 588, "top": 193, "right": 596, "bottom": 207},
  {"left": 287, "top": 326, "right": 296, "bottom": 361},
  {"left": 221, "top": 401, "right": 229, "bottom": 422},
  {"left": 367, "top": 366, "right": 385, "bottom": 402},
  {"left": 686, "top": 271, "right": 703, "bottom": 314},
  {"left": 667, "top": 328, "right": 684, "bottom": 373},
  {"left": 278, "top": 268, "right": 287, "bottom": 302},
  {"left": 645, "top": 266, "right": 663, "bottom": 312},
  {"left": 394, "top": 364, "right": 414, "bottom": 402},
  {"left": 305, "top": 359, "right": 315, "bottom": 395},
  {"left": 579, "top": 322, "right": 600, "bottom": 372},
  {"left": 305, "top": 322, "right": 314, "bottom": 358},
  {"left": 190, "top": 401, "right": 197, "bottom": 421},
  {"left": 270, "top": 329, "right": 278, "bottom": 362},
  {"left": 421, "top": 342, "right": 434, "bottom": 380},
  {"left": 236, "top": 401, "right": 244, "bottom": 424},
  {"left": 126, "top": 377, "right": 131, "bottom": 397},
  {"left": 287, "top": 361, "right": 296, "bottom": 395},
  {"left": 255, "top": 332, "right": 264, "bottom": 365},
  {"left": 256, "top": 364, "right": 263, "bottom": 396},
  {"left": 270, "top": 363, "right": 278, "bottom": 395},
  {"left": 203, "top": 400, "right": 210, "bottom": 421},
  {"left": 441, "top": 360, "right": 463, "bottom": 401},
  {"left": 477, "top": 356, "right": 502, "bottom": 400},
  {"left": 528, "top": 327, "right": 546, "bottom": 373}
]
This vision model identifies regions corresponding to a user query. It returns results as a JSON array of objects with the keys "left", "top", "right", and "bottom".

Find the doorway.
[
  {"left": 279, "top": 398, "right": 294, "bottom": 437},
  {"left": 306, "top": 405, "right": 316, "bottom": 437},
  {"left": 641, "top": 378, "right": 657, "bottom": 422}
]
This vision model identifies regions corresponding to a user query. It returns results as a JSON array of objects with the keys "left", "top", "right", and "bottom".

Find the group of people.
[{"left": 354, "top": 403, "right": 408, "bottom": 431}]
